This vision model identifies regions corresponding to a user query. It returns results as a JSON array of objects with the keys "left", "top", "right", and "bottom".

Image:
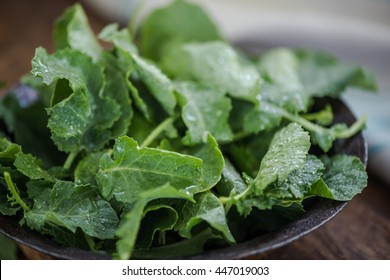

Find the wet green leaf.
[
  {"left": 96, "top": 136, "right": 203, "bottom": 203},
  {"left": 54, "top": 3, "right": 102, "bottom": 61},
  {"left": 175, "top": 81, "right": 233, "bottom": 145},
  {"left": 162, "top": 41, "right": 261, "bottom": 102},
  {"left": 175, "top": 192, "right": 235, "bottom": 243},
  {"left": 313, "top": 154, "right": 368, "bottom": 200},
  {"left": 295, "top": 49, "right": 377, "bottom": 97},
  {"left": 100, "top": 25, "right": 176, "bottom": 116},
  {"left": 32, "top": 47, "right": 121, "bottom": 153},
  {"left": 253, "top": 123, "right": 311, "bottom": 193},
  {"left": 139, "top": 0, "right": 221, "bottom": 61},
  {"left": 25, "top": 181, "right": 119, "bottom": 240},
  {"left": 115, "top": 183, "right": 192, "bottom": 260}
]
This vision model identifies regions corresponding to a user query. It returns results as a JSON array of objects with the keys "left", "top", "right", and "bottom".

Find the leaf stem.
[
  {"left": 159, "top": 231, "right": 166, "bottom": 246},
  {"left": 232, "top": 131, "right": 252, "bottom": 142},
  {"left": 63, "top": 151, "right": 78, "bottom": 170},
  {"left": 219, "top": 186, "right": 251, "bottom": 206},
  {"left": 334, "top": 115, "right": 367, "bottom": 138},
  {"left": 219, "top": 196, "right": 230, "bottom": 205},
  {"left": 278, "top": 107, "right": 325, "bottom": 135},
  {"left": 84, "top": 233, "right": 97, "bottom": 252},
  {"left": 140, "top": 116, "right": 175, "bottom": 148},
  {"left": 276, "top": 104, "right": 366, "bottom": 140},
  {"left": 4, "top": 172, "right": 31, "bottom": 212}
]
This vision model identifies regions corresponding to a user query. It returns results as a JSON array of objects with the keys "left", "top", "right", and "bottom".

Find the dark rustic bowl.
[{"left": 0, "top": 93, "right": 367, "bottom": 259}]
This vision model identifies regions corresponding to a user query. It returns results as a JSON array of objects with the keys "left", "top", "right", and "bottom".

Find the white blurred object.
[
  {"left": 82, "top": 0, "right": 139, "bottom": 22},
  {"left": 82, "top": 0, "right": 390, "bottom": 39}
]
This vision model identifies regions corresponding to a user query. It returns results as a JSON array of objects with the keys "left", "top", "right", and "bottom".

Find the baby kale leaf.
[
  {"left": 25, "top": 181, "right": 119, "bottom": 240},
  {"left": 139, "top": 0, "right": 222, "bottom": 61},
  {"left": 32, "top": 47, "right": 121, "bottom": 153},
  {"left": 162, "top": 41, "right": 261, "bottom": 102},
  {"left": 96, "top": 136, "right": 203, "bottom": 204},
  {"left": 175, "top": 81, "right": 233, "bottom": 145}
]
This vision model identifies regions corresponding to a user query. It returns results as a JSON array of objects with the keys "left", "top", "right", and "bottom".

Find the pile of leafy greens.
[{"left": 0, "top": 0, "right": 376, "bottom": 259}]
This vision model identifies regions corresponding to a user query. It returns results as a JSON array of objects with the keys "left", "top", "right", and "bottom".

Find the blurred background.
[{"left": 1, "top": 0, "right": 389, "bottom": 259}]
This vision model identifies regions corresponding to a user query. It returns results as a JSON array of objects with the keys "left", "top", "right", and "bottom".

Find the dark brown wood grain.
[
  {"left": 1, "top": 0, "right": 389, "bottom": 260},
  {"left": 251, "top": 176, "right": 390, "bottom": 259},
  {"left": 0, "top": 0, "right": 105, "bottom": 89}
]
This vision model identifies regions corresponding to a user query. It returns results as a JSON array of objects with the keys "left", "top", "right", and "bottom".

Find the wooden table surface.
[{"left": 1, "top": 0, "right": 389, "bottom": 260}]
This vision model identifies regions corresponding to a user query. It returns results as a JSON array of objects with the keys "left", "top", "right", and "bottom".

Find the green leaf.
[
  {"left": 243, "top": 100, "right": 283, "bottom": 134},
  {"left": 132, "top": 54, "right": 176, "bottom": 116},
  {"left": 175, "top": 192, "right": 235, "bottom": 243},
  {"left": 308, "top": 179, "right": 335, "bottom": 199},
  {"left": 26, "top": 180, "right": 52, "bottom": 200},
  {"left": 226, "top": 131, "right": 277, "bottom": 178},
  {"left": 0, "top": 139, "right": 57, "bottom": 188},
  {"left": 24, "top": 180, "right": 89, "bottom": 249},
  {"left": 100, "top": 52, "right": 133, "bottom": 139},
  {"left": 136, "top": 204, "right": 178, "bottom": 248},
  {"left": 100, "top": 27, "right": 153, "bottom": 121},
  {"left": 302, "top": 104, "right": 333, "bottom": 126},
  {"left": 32, "top": 47, "right": 121, "bottom": 153},
  {"left": 0, "top": 85, "right": 65, "bottom": 167},
  {"left": 233, "top": 153, "right": 364, "bottom": 214},
  {"left": 311, "top": 129, "right": 335, "bottom": 153},
  {"left": 114, "top": 201, "right": 144, "bottom": 260},
  {"left": 41, "top": 223, "right": 90, "bottom": 249},
  {"left": 0, "top": 138, "right": 22, "bottom": 165},
  {"left": 54, "top": 3, "right": 102, "bottom": 61},
  {"left": 253, "top": 123, "right": 311, "bottom": 194},
  {"left": 25, "top": 181, "right": 119, "bottom": 240},
  {"left": 314, "top": 154, "right": 368, "bottom": 200},
  {"left": 127, "top": 79, "right": 153, "bottom": 121},
  {"left": 258, "top": 48, "right": 309, "bottom": 112},
  {"left": 276, "top": 155, "right": 324, "bottom": 199},
  {"left": 295, "top": 49, "right": 377, "bottom": 97},
  {"left": 137, "top": 116, "right": 178, "bottom": 148},
  {"left": 139, "top": 0, "right": 222, "bottom": 61},
  {"left": 96, "top": 136, "right": 203, "bottom": 203},
  {"left": 188, "top": 134, "right": 225, "bottom": 191},
  {"left": 216, "top": 158, "right": 247, "bottom": 197},
  {"left": 161, "top": 41, "right": 261, "bottom": 102},
  {"left": 99, "top": 23, "right": 138, "bottom": 55},
  {"left": 126, "top": 110, "right": 156, "bottom": 144},
  {"left": 14, "top": 152, "right": 55, "bottom": 182},
  {"left": 0, "top": 176, "right": 21, "bottom": 215},
  {"left": 243, "top": 155, "right": 324, "bottom": 210},
  {"left": 74, "top": 151, "right": 106, "bottom": 185},
  {"left": 100, "top": 25, "right": 176, "bottom": 116},
  {"left": 115, "top": 183, "right": 193, "bottom": 260},
  {"left": 2, "top": 171, "right": 31, "bottom": 213},
  {"left": 175, "top": 81, "right": 233, "bottom": 145},
  {"left": 250, "top": 101, "right": 367, "bottom": 152},
  {"left": 156, "top": 134, "right": 224, "bottom": 192},
  {"left": 222, "top": 123, "right": 311, "bottom": 214},
  {"left": 308, "top": 114, "right": 366, "bottom": 153}
]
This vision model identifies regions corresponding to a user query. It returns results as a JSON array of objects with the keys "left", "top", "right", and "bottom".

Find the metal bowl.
[{"left": 0, "top": 96, "right": 366, "bottom": 259}]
